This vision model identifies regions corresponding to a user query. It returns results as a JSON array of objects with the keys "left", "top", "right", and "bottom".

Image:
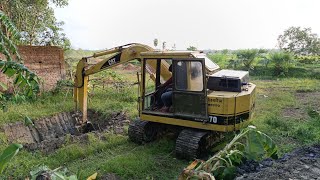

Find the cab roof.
[
  {"left": 140, "top": 51, "right": 220, "bottom": 73},
  {"left": 140, "top": 50, "right": 200, "bottom": 57}
]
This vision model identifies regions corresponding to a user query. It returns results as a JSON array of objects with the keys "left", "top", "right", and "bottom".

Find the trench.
[{"left": 2, "top": 110, "right": 129, "bottom": 153}]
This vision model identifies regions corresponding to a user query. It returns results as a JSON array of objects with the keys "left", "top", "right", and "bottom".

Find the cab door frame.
[{"left": 172, "top": 58, "right": 208, "bottom": 122}]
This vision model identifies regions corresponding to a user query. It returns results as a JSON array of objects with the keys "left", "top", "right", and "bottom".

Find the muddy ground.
[
  {"left": 236, "top": 144, "right": 320, "bottom": 180},
  {"left": 1, "top": 110, "right": 130, "bottom": 153}
]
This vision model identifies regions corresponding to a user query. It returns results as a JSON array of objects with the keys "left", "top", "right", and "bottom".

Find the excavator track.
[
  {"left": 128, "top": 119, "right": 160, "bottom": 144},
  {"left": 176, "top": 129, "right": 222, "bottom": 159}
]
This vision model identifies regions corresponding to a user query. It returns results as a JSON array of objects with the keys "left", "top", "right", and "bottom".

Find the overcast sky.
[{"left": 54, "top": 0, "right": 320, "bottom": 50}]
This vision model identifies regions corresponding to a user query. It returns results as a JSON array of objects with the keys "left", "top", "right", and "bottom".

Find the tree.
[
  {"left": 0, "top": 10, "right": 38, "bottom": 174},
  {"left": 153, "top": 38, "right": 158, "bottom": 48},
  {"left": 269, "top": 51, "right": 293, "bottom": 76},
  {"left": 0, "top": 0, "right": 70, "bottom": 49},
  {"left": 162, "top": 41, "right": 166, "bottom": 50},
  {"left": 235, "top": 49, "right": 259, "bottom": 70},
  {"left": 278, "top": 26, "right": 320, "bottom": 56},
  {"left": 171, "top": 43, "right": 176, "bottom": 50},
  {"left": 187, "top": 46, "right": 197, "bottom": 51}
]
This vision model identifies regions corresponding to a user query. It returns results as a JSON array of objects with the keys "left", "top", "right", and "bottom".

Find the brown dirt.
[
  {"left": 123, "top": 63, "right": 140, "bottom": 71},
  {"left": 282, "top": 107, "right": 307, "bottom": 120},
  {"left": 295, "top": 92, "right": 320, "bottom": 111},
  {"left": 236, "top": 145, "right": 320, "bottom": 180},
  {"left": 2, "top": 110, "right": 130, "bottom": 153}
]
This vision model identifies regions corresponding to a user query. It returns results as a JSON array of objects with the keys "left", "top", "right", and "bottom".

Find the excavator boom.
[{"left": 73, "top": 43, "right": 171, "bottom": 123}]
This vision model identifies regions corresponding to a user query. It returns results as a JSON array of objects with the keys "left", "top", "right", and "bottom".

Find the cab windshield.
[{"left": 194, "top": 54, "right": 220, "bottom": 72}]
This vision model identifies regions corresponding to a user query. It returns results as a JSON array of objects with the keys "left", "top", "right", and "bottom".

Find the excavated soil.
[
  {"left": 236, "top": 144, "right": 320, "bottom": 180},
  {"left": 1, "top": 110, "right": 130, "bottom": 153}
]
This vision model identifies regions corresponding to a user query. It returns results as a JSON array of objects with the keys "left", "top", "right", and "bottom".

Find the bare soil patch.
[
  {"left": 295, "top": 92, "right": 320, "bottom": 111},
  {"left": 236, "top": 144, "right": 320, "bottom": 180},
  {"left": 123, "top": 63, "right": 140, "bottom": 71},
  {"left": 1, "top": 110, "right": 130, "bottom": 153},
  {"left": 282, "top": 91, "right": 320, "bottom": 120}
]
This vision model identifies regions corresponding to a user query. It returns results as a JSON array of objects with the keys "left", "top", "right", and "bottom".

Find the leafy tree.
[
  {"left": 153, "top": 38, "right": 158, "bottom": 48},
  {"left": 187, "top": 46, "right": 197, "bottom": 51},
  {"left": 0, "top": 0, "right": 70, "bottom": 49},
  {"left": 221, "top": 49, "right": 229, "bottom": 54},
  {"left": 278, "top": 27, "right": 320, "bottom": 56}
]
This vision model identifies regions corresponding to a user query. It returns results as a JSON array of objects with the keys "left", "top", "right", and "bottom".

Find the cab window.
[{"left": 175, "top": 61, "right": 203, "bottom": 91}]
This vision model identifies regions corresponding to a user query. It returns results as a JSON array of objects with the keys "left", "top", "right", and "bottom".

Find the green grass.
[
  {"left": 1, "top": 134, "right": 187, "bottom": 179},
  {"left": 0, "top": 91, "right": 74, "bottom": 126},
  {"left": 2, "top": 76, "right": 319, "bottom": 178},
  {"left": 251, "top": 77, "right": 320, "bottom": 154}
]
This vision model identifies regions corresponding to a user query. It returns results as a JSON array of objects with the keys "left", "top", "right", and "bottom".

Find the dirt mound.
[
  {"left": 2, "top": 110, "right": 129, "bottom": 153},
  {"left": 123, "top": 63, "right": 139, "bottom": 71},
  {"left": 236, "top": 144, "right": 320, "bottom": 180}
]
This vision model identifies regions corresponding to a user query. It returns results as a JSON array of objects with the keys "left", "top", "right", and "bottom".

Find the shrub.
[
  {"left": 269, "top": 51, "right": 294, "bottom": 76},
  {"left": 296, "top": 55, "right": 320, "bottom": 64},
  {"left": 235, "top": 49, "right": 259, "bottom": 70}
]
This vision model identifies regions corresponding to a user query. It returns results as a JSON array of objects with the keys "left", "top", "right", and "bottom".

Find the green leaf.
[
  {"left": 0, "top": 82, "right": 8, "bottom": 91},
  {"left": 3, "top": 67, "right": 16, "bottom": 77},
  {"left": 0, "top": 143, "right": 23, "bottom": 173},
  {"left": 18, "top": 75, "right": 27, "bottom": 88},
  {"left": 14, "top": 73, "right": 22, "bottom": 85},
  {"left": 0, "top": 61, "right": 4, "bottom": 68},
  {"left": 245, "top": 130, "right": 264, "bottom": 160},
  {"left": 68, "top": 175, "right": 78, "bottom": 180},
  {"left": 27, "top": 88, "right": 33, "bottom": 97},
  {"left": 221, "top": 166, "right": 236, "bottom": 180},
  {"left": 24, "top": 116, "right": 34, "bottom": 127}
]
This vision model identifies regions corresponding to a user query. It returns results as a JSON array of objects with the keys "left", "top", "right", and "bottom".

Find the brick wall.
[{"left": 0, "top": 46, "right": 65, "bottom": 91}]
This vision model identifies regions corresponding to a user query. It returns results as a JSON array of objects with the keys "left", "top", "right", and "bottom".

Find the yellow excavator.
[{"left": 74, "top": 43, "right": 256, "bottom": 159}]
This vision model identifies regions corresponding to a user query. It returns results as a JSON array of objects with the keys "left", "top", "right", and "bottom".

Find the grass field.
[{"left": 0, "top": 55, "right": 320, "bottom": 179}]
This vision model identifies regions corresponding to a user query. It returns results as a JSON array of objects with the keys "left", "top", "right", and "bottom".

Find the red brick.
[{"left": 0, "top": 46, "right": 65, "bottom": 91}]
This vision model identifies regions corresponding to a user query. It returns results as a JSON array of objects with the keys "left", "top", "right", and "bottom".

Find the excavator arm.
[{"left": 73, "top": 43, "right": 171, "bottom": 123}]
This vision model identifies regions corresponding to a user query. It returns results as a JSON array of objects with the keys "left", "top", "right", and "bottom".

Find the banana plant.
[
  {"left": 30, "top": 165, "right": 97, "bottom": 180},
  {"left": 0, "top": 10, "right": 40, "bottom": 110},
  {"left": 180, "top": 126, "right": 278, "bottom": 180},
  {"left": 0, "top": 143, "right": 23, "bottom": 173}
]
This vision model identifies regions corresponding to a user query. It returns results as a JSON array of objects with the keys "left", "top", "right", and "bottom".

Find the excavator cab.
[{"left": 141, "top": 58, "right": 207, "bottom": 120}]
